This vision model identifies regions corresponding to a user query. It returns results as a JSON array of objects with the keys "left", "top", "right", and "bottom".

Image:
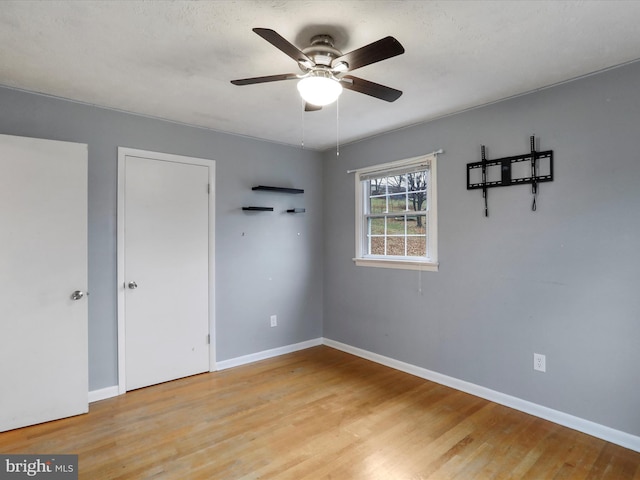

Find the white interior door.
[
  {"left": 0, "top": 134, "right": 88, "bottom": 432},
  {"left": 120, "top": 150, "right": 212, "bottom": 391}
]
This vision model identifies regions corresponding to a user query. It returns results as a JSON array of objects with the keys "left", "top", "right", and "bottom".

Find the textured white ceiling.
[{"left": 1, "top": 1, "right": 640, "bottom": 150}]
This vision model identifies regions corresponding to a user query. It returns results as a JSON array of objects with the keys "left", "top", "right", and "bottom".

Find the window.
[{"left": 353, "top": 153, "right": 438, "bottom": 271}]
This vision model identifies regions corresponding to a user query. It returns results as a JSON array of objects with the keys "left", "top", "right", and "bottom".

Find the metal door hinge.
[
  {"left": 206, "top": 334, "right": 210, "bottom": 345},
  {"left": 207, "top": 184, "right": 211, "bottom": 194}
]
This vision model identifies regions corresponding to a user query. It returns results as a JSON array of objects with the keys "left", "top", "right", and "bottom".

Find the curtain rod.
[{"left": 346, "top": 149, "right": 444, "bottom": 174}]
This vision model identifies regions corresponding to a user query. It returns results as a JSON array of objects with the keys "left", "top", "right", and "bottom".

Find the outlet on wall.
[
  {"left": 270, "top": 315, "right": 277, "bottom": 327},
  {"left": 534, "top": 353, "right": 546, "bottom": 372}
]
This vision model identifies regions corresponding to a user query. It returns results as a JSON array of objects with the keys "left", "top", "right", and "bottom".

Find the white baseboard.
[
  {"left": 88, "top": 385, "right": 120, "bottom": 403},
  {"left": 322, "top": 337, "right": 640, "bottom": 453},
  {"left": 216, "top": 338, "right": 323, "bottom": 371}
]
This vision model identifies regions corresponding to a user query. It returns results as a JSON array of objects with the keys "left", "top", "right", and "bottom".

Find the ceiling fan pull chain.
[
  {"left": 336, "top": 97, "right": 340, "bottom": 157},
  {"left": 301, "top": 97, "right": 305, "bottom": 149}
]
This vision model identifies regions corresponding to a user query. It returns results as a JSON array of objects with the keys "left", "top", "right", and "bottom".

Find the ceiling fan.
[{"left": 231, "top": 28, "right": 405, "bottom": 111}]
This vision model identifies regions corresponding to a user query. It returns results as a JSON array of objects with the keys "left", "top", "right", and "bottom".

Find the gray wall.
[
  {"left": 0, "top": 87, "right": 324, "bottom": 391},
  {"left": 323, "top": 61, "right": 640, "bottom": 436}
]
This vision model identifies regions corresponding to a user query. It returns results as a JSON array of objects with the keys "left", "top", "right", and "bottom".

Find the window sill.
[{"left": 353, "top": 257, "right": 439, "bottom": 272}]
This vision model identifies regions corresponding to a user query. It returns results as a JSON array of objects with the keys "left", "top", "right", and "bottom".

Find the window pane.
[
  {"left": 408, "top": 191, "right": 427, "bottom": 211},
  {"left": 369, "top": 196, "right": 386, "bottom": 214},
  {"left": 386, "top": 215, "right": 405, "bottom": 235},
  {"left": 388, "top": 194, "right": 407, "bottom": 213},
  {"left": 407, "top": 215, "right": 427, "bottom": 234},
  {"left": 407, "top": 236, "right": 426, "bottom": 257},
  {"left": 368, "top": 217, "right": 386, "bottom": 235},
  {"left": 370, "top": 236, "right": 386, "bottom": 255},
  {"left": 387, "top": 174, "right": 406, "bottom": 194},
  {"left": 386, "top": 236, "right": 406, "bottom": 256},
  {"left": 407, "top": 171, "right": 427, "bottom": 192},
  {"left": 369, "top": 179, "right": 385, "bottom": 197}
]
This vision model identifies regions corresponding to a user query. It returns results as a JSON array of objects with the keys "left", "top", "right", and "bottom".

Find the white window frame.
[{"left": 353, "top": 153, "right": 438, "bottom": 271}]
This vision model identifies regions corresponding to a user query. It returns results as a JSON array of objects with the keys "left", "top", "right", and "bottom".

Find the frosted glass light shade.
[{"left": 297, "top": 76, "right": 343, "bottom": 106}]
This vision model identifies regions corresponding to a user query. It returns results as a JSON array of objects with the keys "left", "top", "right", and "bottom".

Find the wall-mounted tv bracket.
[{"left": 466, "top": 136, "right": 553, "bottom": 216}]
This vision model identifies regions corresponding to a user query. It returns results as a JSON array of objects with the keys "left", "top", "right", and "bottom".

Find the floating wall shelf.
[
  {"left": 252, "top": 185, "right": 304, "bottom": 194},
  {"left": 244, "top": 185, "right": 305, "bottom": 213},
  {"left": 242, "top": 206, "right": 274, "bottom": 212}
]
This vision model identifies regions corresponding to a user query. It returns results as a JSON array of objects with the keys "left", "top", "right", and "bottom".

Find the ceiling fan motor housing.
[{"left": 301, "top": 34, "right": 344, "bottom": 71}]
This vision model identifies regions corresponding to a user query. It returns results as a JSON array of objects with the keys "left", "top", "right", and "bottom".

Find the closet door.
[{"left": 119, "top": 149, "right": 212, "bottom": 391}]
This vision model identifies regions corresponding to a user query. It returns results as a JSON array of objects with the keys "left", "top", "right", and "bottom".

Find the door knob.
[
  {"left": 71, "top": 290, "right": 86, "bottom": 300},
  {"left": 127, "top": 281, "right": 138, "bottom": 289}
]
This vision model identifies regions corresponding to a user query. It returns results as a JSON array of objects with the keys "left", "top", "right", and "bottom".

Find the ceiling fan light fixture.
[{"left": 297, "top": 74, "right": 343, "bottom": 106}]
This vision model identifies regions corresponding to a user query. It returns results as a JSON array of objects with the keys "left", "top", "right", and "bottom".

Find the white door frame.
[{"left": 117, "top": 147, "right": 216, "bottom": 395}]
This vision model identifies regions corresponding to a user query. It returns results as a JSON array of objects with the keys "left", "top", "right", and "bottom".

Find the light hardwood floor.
[{"left": 1, "top": 346, "right": 639, "bottom": 479}]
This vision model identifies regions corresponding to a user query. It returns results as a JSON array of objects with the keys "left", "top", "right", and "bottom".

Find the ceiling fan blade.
[
  {"left": 253, "top": 28, "right": 313, "bottom": 66},
  {"left": 231, "top": 73, "right": 298, "bottom": 86},
  {"left": 332, "top": 36, "right": 404, "bottom": 72},
  {"left": 304, "top": 103, "right": 322, "bottom": 112},
  {"left": 341, "top": 75, "right": 403, "bottom": 102}
]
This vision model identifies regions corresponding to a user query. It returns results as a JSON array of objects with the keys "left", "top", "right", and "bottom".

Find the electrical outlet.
[
  {"left": 270, "top": 315, "right": 277, "bottom": 327},
  {"left": 534, "top": 353, "right": 546, "bottom": 372}
]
